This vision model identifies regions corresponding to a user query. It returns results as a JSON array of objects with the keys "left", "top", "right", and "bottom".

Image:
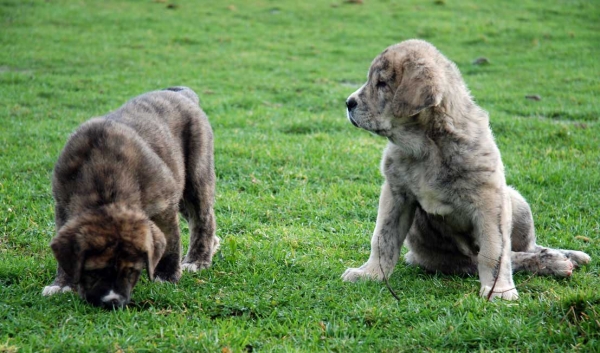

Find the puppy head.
[
  {"left": 50, "top": 205, "right": 166, "bottom": 309},
  {"left": 345, "top": 39, "right": 446, "bottom": 136}
]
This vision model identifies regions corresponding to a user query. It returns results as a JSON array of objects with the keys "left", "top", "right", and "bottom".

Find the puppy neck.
[
  {"left": 425, "top": 96, "right": 489, "bottom": 144},
  {"left": 434, "top": 69, "right": 490, "bottom": 138},
  {"left": 386, "top": 117, "right": 430, "bottom": 158}
]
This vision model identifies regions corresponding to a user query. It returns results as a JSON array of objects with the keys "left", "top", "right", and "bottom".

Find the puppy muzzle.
[
  {"left": 101, "top": 290, "right": 128, "bottom": 309},
  {"left": 347, "top": 112, "right": 359, "bottom": 127},
  {"left": 346, "top": 97, "right": 360, "bottom": 127}
]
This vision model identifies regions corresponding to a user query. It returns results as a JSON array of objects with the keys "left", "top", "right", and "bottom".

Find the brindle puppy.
[
  {"left": 42, "top": 87, "right": 219, "bottom": 308},
  {"left": 342, "top": 40, "right": 590, "bottom": 300}
]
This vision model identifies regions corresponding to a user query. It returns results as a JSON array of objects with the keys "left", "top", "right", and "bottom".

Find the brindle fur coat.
[
  {"left": 342, "top": 40, "right": 590, "bottom": 300},
  {"left": 42, "top": 87, "right": 219, "bottom": 308}
]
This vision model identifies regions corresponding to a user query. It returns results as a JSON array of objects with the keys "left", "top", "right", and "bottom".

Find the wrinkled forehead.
[
  {"left": 83, "top": 246, "right": 145, "bottom": 271},
  {"left": 368, "top": 48, "right": 403, "bottom": 80}
]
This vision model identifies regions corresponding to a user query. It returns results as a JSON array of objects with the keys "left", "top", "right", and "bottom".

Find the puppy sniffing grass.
[
  {"left": 42, "top": 87, "right": 220, "bottom": 308},
  {"left": 342, "top": 40, "right": 590, "bottom": 300}
]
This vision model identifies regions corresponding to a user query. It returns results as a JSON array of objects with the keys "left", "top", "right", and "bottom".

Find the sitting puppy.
[
  {"left": 42, "top": 87, "right": 220, "bottom": 308},
  {"left": 342, "top": 39, "right": 591, "bottom": 300}
]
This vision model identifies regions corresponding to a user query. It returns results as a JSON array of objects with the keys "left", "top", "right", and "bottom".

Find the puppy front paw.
[
  {"left": 154, "top": 272, "right": 181, "bottom": 283},
  {"left": 154, "top": 267, "right": 181, "bottom": 283},
  {"left": 341, "top": 265, "right": 385, "bottom": 282},
  {"left": 42, "top": 285, "right": 72, "bottom": 296},
  {"left": 479, "top": 285, "right": 519, "bottom": 301}
]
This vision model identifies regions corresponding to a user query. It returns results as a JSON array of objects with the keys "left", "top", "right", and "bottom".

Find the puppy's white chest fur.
[
  {"left": 384, "top": 148, "right": 454, "bottom": 217},
  {"left": 416, "top": 190, "right": 453, "bottom": 216},
  {"left": 414, "top": 176, "right": 453, "bottom": 216}
]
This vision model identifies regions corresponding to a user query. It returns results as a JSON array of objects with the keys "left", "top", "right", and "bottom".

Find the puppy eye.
[
  {"left": 124, "top": 268, "right": 139, "bottom": 282},
  {"left": 376, "top": 81, "right": 387, "bottom": 89},
  {"left": 82, "top": 271, "right": 102, "bottom": 286}
]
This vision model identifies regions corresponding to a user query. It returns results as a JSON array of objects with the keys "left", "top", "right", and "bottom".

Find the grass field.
[{"left": 1, "top": 0, "right": 599, "bottom": 351}]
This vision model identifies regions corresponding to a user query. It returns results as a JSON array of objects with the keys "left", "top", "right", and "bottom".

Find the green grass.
[{"left": 1, "top": 0, "right": 599, "bottom": 351}]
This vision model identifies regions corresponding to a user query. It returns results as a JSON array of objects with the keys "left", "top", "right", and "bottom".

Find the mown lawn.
[{"left": 1, "top": 0, "right": 599, "bottom": 351}]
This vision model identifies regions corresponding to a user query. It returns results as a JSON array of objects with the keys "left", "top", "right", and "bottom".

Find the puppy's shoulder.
[{"left": 60, "top": 118, "right": 121, "bottom": 154}]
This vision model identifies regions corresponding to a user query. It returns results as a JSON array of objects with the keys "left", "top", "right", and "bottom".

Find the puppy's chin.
[{"left": 348, "top": 114, "right": 392, "bottom": 138}]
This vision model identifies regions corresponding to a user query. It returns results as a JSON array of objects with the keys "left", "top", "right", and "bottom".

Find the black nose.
[
  {"left": 101, "top": 298, "right": 127, "bottom": 309},
  {"left": 102, "top": 298, "right": 125, "bottom": 309},
  {"left": 346, "top": 97, "right": 358, "bottom": 111}
]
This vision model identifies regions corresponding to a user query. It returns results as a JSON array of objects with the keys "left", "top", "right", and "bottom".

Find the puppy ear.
[
  {"left": 50, "top": 222, "right": 86, "bottom": 284},
  {"left": 392, "top": 58, "right": 443, "bottom": 117},
  {"left": 145, "top": 222, "right": 166, "bottom": 281}
]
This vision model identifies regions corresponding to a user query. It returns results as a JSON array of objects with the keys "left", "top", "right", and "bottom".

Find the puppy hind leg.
[
  {"left": 508, "top": 187, "right": 590, "bottom": 274},
  {"left": 180, "top": 121, "right": 219, "bottom": 272},
  {"left": 181, "top": 192, "right": 219, "bottom": 272},
  {"left": 508, "top": 187, "right": 537, "bottom": 253},
  {"left": 511, "top": 249, "right": 573, "bottom": 277},
  {"left": 519, "top": 245, "right": 590, "bottom": 275},
  {"left": 153, "top": 210, "right": 182, "bottom": 282}
]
